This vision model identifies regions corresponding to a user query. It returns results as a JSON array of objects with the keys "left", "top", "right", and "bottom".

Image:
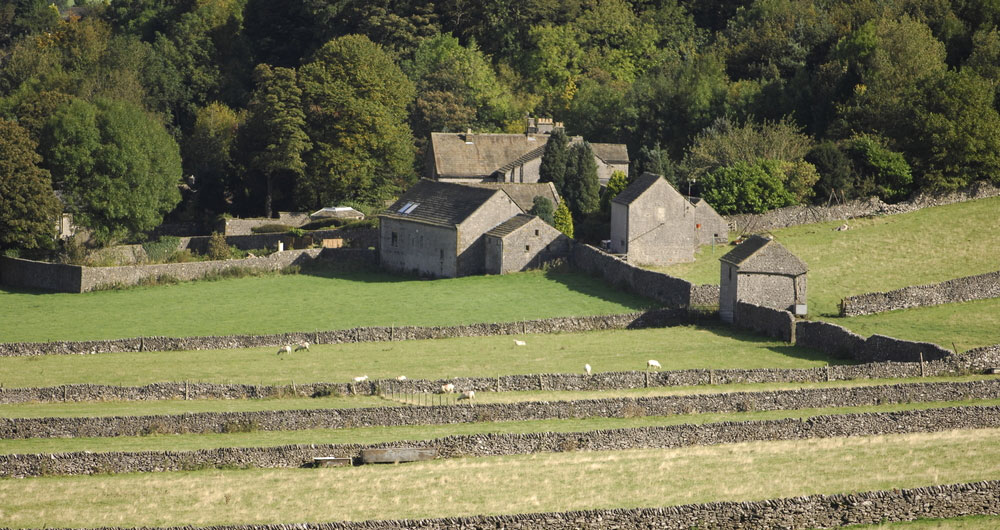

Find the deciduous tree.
[{"left": 0, "top": 119, "right": 60, "bottom": 252}]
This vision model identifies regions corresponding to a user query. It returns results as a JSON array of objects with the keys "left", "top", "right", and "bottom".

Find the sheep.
[
  {"left": 353, "top": 375, "right": 369, "bottom": 383},
  {"left": 514, "top": 339, "right": 526, "bottom": 346},
  {"left": 440, "top": 383, "right": 456, "bottom": 394},
  {"left": 294, "top": 341, "right": 310, "bottom": 352},
  {"left": 585, "top": 363, "right": 592, "bottom": 375},
  {"left": 277, "top": 344, "right": 291, "bottom": 355},
  {"left": 396, "top": 375, "right": 407, "bottom": 381},
  {"left": 457, "top": 390, "right": 475, "bottom": 402},
  {"left": 647, "top": 359, "right": 661, "bottom": 371}
]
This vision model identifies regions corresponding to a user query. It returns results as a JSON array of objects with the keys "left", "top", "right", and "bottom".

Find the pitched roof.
[
  {"left": 611, "top": 172, "right": 663, "bottom": 205},
  {"left": 591, "top": 143, "right": 630, "bottom": 164},
  {"left": 380, "top": 179, "right": 503, "bottom": 227},
  {"left": 720, "top": 235, "right": 808, "bottom": 275},
  {"left": 430, "top": 132, "right": 547, "bottom": 178},
  {"left": 463, "top": 182, "right": 560, "bottom": 212},
  {"left": 484, "top": 214, "right": 537, "bottom": 239}
]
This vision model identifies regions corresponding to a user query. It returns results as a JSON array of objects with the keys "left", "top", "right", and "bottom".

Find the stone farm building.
[
  {"left": 484, "top": 214, "right": 571, "bottom": 275},
  {"left": 379, "top": 179, "right": 570, "bottom": 278},
  {"left": 719, "top": 235, "right": 808, "bottom": 323},
  {"left": 425, "top": 118, "right": 629, "bottom": 187},
  {"left": 609, "top": 173, "right": 728, "bottom": 266}
]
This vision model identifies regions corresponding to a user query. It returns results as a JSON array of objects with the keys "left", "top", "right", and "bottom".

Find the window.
[
  {"left": 525, "top": 245, "right": 530, "bottom": 252},
  {"left": 534, "top": 229, "right": 539, "bottom": 236},
  {"left": 391, "top": 232, "right": 398, "bottom": 247}
]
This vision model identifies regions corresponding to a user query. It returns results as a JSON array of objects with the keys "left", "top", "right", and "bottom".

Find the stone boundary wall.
[
  {"left": 796, "top": 320, "right": 954, "bottom": 363},
  {"left": 795, "top": 320, "right": 866, "bottom": 359},
  {"left": 725, "top": 180, "right": 1000, "bottom": 233},
  {"left": 0, "top": 310, "right": 686, "bottom": 357},
  {"left": 222, "top": 213, "right": 312, "bottom": 235},
  {"left": 5, "top": 379, "right": 999, "bottom": 439},
  {"left": 840, "top": 270, "right": 1000, "bottom": 316},
  {"left": 1, "top": 406, "right": 998, "bottom": 479},
  {"left": 0, "top": 256, "right": 81, "bottom": 292},
  {"left": 6, "top": 479, "right": 999, "bottom": 529},
  {"left": 735, "top": 302, "right": 795, "bottom": 342},
  {"left": 182, "top": 227, "right": 379, "bottom": 254},
  {"left": 570, "top": 244, "right": 719, "bottom": 307}
]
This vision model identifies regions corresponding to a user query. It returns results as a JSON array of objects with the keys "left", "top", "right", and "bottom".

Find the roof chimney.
[{"left": 463, "top": 128, "right": 474, "bottom": 144}]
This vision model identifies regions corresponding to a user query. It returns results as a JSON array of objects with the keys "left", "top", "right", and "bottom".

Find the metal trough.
[{"left": 361, "top": 447, "right": 437, "bottom": 464}]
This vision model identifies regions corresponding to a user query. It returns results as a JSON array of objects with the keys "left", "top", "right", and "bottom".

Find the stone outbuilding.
[
  {"left": 609, "top": 173, "right": 728, "bottom": 266},
  {"left": 718, "top": 235, "right": 808, "bottom": 323},
  {"left": 484, "top": 214, "right": 572, "bottom": 274}
]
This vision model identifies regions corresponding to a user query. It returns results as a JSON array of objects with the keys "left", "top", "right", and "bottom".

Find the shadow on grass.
[
  {"left": 695, "top": 322, "right": 856, "bottom": 366},
  {"left": 541, "top": 268, "right": 660, "bottom": 311}
]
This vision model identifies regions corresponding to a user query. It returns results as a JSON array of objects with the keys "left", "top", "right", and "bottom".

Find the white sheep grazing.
[
  {"left": 294, "top": 341, "right": 310, "bottom": 352},
  {"left": 440, "top": 383, "right": 456, "bottom": 394},
  {"left": 353, "top": 375, "right": 369, "bottom": 383},
  {"left": 277, "top": 344, "right": 291, "bottom": 355},
  {"left": 514, "top": 339, "right": 526, "bottom": 346},
  {"left": 585, "top": 363, "right": 592, "bottom": 375},
  {"left": 396, "top": 375, "right": 407, "bottom": 381},
  {"left": 647, "top": 359, "right": 661, "bottom": 371},
  {"left": 457, "top": 390, "right": 475, "bottom": 402}
]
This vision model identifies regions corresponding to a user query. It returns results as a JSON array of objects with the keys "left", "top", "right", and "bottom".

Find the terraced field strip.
[
  {"left": 6, "top": 378, "right": 998, "bottom": 439},
  {"left": 1, "top": 374, "right": 995, "bottom": 417},
  {"left": 2, "top": 429, "right": 999, "bottom": 527},
  {"left": 0, "top": 326, "right": 838, "bottom": 388},
  {"left": 4, "top": 397, "right": 1000, "bottom": 456}
]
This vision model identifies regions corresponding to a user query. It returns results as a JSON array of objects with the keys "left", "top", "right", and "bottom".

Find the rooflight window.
[
  {"left": 398, "top": 202, "right": 419, "bottom": 214},
  {"left": 397, "top": 201, "right": 414, "bottom": 213}
]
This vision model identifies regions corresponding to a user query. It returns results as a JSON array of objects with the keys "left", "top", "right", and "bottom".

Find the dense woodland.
[{"left": 2, "top": 0, "right": 1000, "bottom": 253}]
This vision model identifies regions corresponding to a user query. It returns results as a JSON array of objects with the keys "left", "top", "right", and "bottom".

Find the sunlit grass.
[{"left": 2, "top": 429, "right": 999, "bottom": 527}]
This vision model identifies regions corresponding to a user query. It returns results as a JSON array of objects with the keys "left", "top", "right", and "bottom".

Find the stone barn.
[
  {"left": 719, "top": 235, "right": 808, "bottom": 323},
  {"left": 484, "top": 214, "right": 572, "bottom": 274},
  {"left": 609, "top": 173, "right": 728, "bottom": 266}
]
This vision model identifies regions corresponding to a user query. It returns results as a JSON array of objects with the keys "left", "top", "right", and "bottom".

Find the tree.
[
  {"left": 538, "top": 128, "right": 569, "bottom": 194},
  {"left": 236, "top": 64, "right": 310, "bottom": 217},
  {"left": 682, "top": 116, "right": 813, "bottom": 179},
  {"left": 0, "top": 119, "right": 60, "bottom": 252},
  {"left": 600, "top": 170, "right": 629, "bottom": 214},
  {"left": 700, "top": 160, "right": 796, "bottom": 214},
  {"left": 806, "top": 141, "right": 854, "bottom": 201},
  {"left": 41, "top": 98, "right": 182, "bottom": 244},
  {"left": 844, "top": 134, "right": 913, "bottom": 201},
  {"left": 563, "top": 142, "right": 600, "bottom": 216},
  {"left": 298, "top": 34, "right": 416, "bottom": 207},
  {"left": 184, "top": 101, "right": 239, "bottom": 214},
  {"left": 553, "top": 200, "right": 574, "bottom": 238},
  {"left": 529, "top": 196, "right": 555, "bottom": 225}
]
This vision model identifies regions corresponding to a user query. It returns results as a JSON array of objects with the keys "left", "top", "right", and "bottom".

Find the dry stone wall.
[
  {"left": 0, "top": 310, "right": 686, "bottom": 357},
  {"left": 734, "top": 302, "right": 795, "bottom": 342},
  {"left": 2, "top": 405, "right": 999, "bottom": 478},
  {"left": 796, "top": 319, "right": 954, "bottom": 363},
  {"left": 841, "top": 271, "right": 1000, "bottom": 316},
  {"left": 0, "top": 256, "right": 82, "bottom": 292},
  {"left": 6, "top": 479, "right": 999, "bottom": 529},
  {"left": 5, "top": 379, "right": 999, "bottom": 439}
]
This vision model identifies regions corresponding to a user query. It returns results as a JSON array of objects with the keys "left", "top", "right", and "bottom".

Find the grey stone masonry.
[
  {"left": 4, "top": 379, "right": 1000, "bottom": 439},
  {"left": 840, "top": 270, "right": 1000, "bottom": 316},
  {"left": 2, "top": 405, "right": 999, "bottom": 478}
]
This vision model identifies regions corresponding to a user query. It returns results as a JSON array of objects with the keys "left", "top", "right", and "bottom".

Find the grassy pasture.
[
  {"left": 0, "top": 374, "right": 991, "bottom": 419},
  {"left": 0, "top": 326, "right": 839, "bottom": 388},
  {"left": 2, "top": 397, "right": 999, "bottom": 456},
  {"left": 854, "top": 516, "right": 1000, "bottom": 528},
  {"left": 0, "top": 269, "right": 654, "bottom": 342},
  {"left": 2, "top": 429, "right": 999, "bottom": 527},
  {"left": 657, "top": 196, "right": 1000, "bottom": 347}
]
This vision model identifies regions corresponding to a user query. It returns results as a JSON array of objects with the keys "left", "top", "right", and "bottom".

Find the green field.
[
  {"left": 0, "top": 326, "right": 840, "bottom": 388},
  {"left": 0, "top": 269, "right": 654, "bottom": 342},
  {"left": 2, "top": 398, "right": 997, "bottom": 456},
  {"left": 658, "top": 196, "right": 1000, "bottom": 347},
  {"left": 2, "top": 429, "right": 998, "bottom": 527}
]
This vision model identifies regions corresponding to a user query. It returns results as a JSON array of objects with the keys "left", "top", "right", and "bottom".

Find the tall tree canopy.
[{"left": 0, "top": 118, "right": 60, "bottom": 252}]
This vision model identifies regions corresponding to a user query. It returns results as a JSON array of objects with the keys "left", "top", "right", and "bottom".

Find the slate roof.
[
  {"left": 591, "top": 143, "right": 630, "bottom": 164},
  {"left": 380, "top": 180, "right": 503, "bottom": 227},
  {"left": 720, "top": 235, "right": 808, "bottom": 275},
  {"left": 484, "top": 214, "right": 537, "bottom": 239},
  {"left": 430, "top": 133, "right": 547, "bottom": 178},
  {"left": 611, "top": 172, "right": 663, "bottom": 206},
  {"left": 463, "top": 182, "right": 560, "bottom": 212}
]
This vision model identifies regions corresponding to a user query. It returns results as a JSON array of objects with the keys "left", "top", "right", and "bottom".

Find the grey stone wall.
[
  {"left": 222, "top": 213, "right": 312, "bottom": 235},
  {"left": 379, "top": 218, "right": 458, "bottom": 278},
  {"left": 735, "top": 302, "right": 795, "bottom": 342},
  {"left": 0, "top": 257, "right": 82, "bottom": 292},
  {"left": 841, "top": 270, "right": 1000, "bottom": 316},
  {"left": 795, "top": 320, "right": 866, "bottom": 359},
  {"left": 5, "top": 379, "right": 999, "bottom": 439},
  {"left": 0, "top": 310, "right": 687, "bottom": 357},
  {"left": 183, "top": 228, "right": 378, "bottom": 254},
  {"left": 3, "top": 405, "right": 999, "bottom": 478},
  {"left": 456, "top": 192, "right": 524, "bottom": 276},
  {"left": 725, "top": 180, "right": 1000, "bottom": 233},
  {"left": 6, "top": 479, "right": 999, "bottom": 528},
  {"left": 795, "top": 319, "right": 954, "bottom": 363},
  {"left": 484, "top": 218, "right": 571, "bottom": 275}
]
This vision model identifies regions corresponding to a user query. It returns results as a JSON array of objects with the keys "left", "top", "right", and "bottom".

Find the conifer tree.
[
  {"left": 553, "top": 200, "right": 574, "bottom": 238},
  {"left": 538, "top": 128, "right": 569, "bottom": 194}
]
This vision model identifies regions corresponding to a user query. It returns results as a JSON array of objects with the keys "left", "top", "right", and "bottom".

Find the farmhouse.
[
  {"left": 484, "top": 214, "right": 572, "bottom": 274},
  {"left": 379, "top": 180, "right": 569, "bottom": 278},
  {"left": 719, "top": 235, "right": 808, "bottom": 323},
  {"left": 425, "top": 118, "right": 629, "bottom": 186},
  {"left": 609, "top": 173, "right": 728, "bottom": 265}
]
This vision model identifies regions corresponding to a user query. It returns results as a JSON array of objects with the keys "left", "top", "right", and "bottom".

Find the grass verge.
[{"left": 2, "top": 429, "right": 999, "bottom": 527}]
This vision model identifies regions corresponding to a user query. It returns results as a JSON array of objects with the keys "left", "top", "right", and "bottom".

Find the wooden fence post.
[{"left": 920, "top": 352, "right": 925, "bottom": 377}]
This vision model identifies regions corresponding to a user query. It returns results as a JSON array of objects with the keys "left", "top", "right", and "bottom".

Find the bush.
[
  {"left": 142, "top": 236, "right": 181, "bottom": 263},
  {"left": 701, "top": 160, "right": 797, "bottom": 214},
  {"left": 3, "top": 248, "right": 20, "bottom": 258},
  {"left": 251, "top": 224, "right": 293, "bottom": 233},
  {"left": 166, "top": 249, "right": 198, "bottom": 263},
  {"left": 206, "top": 232, "right": 231, "bottom": 260}
]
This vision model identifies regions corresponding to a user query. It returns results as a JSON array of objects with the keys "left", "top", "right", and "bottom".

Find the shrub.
[
  {"left": 251, "top": 224, "right": 293, "bottom": 233},
  {"left": 553, "top": 201, "right": 574, "bottom": 238},
  {"left": 3, "top": 248, "right": 19, "bottom": 258},
  {"left": 701, "top": 160, "right": 796, "bottom": 214},
  {"left": 529, "top": 196, "right": 555, "bottom": 225},
  {"left": 206, "top": 232, "right": 231, "bottom": 260},
  {"left": 142, "top": 236, "right": 181, "bottom": 263},
  {"left": 287, "top": 227, "right": 306, "bottom": 237},
  {"left": 166, "top": 249, "right": 197, "bottom": 263}
]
